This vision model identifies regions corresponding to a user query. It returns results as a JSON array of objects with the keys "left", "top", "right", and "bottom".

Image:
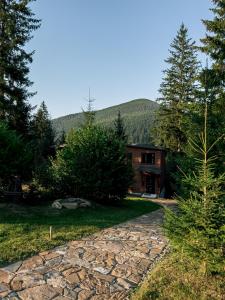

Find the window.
[
  {"left": 127, "top": 152, "right": 133, "bottom": 161},
  {"left": 141, "top": 153, "right": 155, "bottom": 164}
]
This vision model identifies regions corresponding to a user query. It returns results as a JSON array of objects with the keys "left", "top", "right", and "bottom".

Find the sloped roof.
[{"left": 127, "top": 144, "right": 165, "bottom": 151}]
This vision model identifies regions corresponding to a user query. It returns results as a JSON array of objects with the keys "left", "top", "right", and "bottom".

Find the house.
[{"left": 127, "top": 144, "right": 166, "bottom": 196}]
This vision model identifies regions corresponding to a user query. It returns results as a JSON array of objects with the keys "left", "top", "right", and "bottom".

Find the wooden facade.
[{"left": 127, "top": 144, "right": 166, "bottom": 196}]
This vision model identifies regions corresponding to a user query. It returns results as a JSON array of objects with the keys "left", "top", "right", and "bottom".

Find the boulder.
[
  {"left": 62, "top": 202, "right": 79, "bottom": 209},
  {"left": 52, "top": 198, "right": 91, "bottom": 209},
  {"left": 52, "top": 200, "right": 62, "bottom": 209}
]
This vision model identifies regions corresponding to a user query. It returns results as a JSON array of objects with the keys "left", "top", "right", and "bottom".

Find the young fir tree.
[
  {"left": 153, "top": 23, "right": 199, "bottom": 153},
  {"left": 199, "top": 0, "right": 225, "bottom": 172},
  {"left": 114, "top": 110, "right": 127, "bottom": 142},
  {"left": 164, "top": 105, "right": 225, "bottom": 274},
  {"left": 0, "top": 0, "right": 40, "bottom": 137}
]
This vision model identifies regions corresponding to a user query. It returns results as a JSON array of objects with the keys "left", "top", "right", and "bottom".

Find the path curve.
[{"left": 0, "top": 200, "right": 175, "bottom": 300}]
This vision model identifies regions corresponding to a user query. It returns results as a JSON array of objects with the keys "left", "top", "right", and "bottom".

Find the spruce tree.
[
  {"left": 82, "top": 89, "right": 95, "bottom": 128},
  {"left": 153, "top": 24, "right": 200, "bottom": 152},
  {"left": 164, "top": 106, "right": 225, "bottom": 274},
  {"left": 114, "top": 110, "right": 127, "bottom": 142},
  {"left": 200, "top": 0, "right": 225, "bottom": 172},
  {"left": 0, "top": 0, "right": 40, "bottom": 136},
  {"left": 32, "top": 101, "right": 55, "bottom": 164}
]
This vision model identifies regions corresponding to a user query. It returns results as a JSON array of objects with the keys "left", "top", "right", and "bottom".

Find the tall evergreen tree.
[
  {"left": 114, "top": 110, "right": 127, "bottom": 142},
  {"left": 201, "top": 0, "right": 225, "bottom": 82},
  {"left": 0, "top": 0, "right": 40, "bottom": 136},
  {"left": 32, "top": 101, "right": 55, "bottom": 164},
  {"left": 199, "top": 0, "right": 225, "bottom": 172},
  {"left": 153, "top": 24, "right": 200, "bottom": 152}
]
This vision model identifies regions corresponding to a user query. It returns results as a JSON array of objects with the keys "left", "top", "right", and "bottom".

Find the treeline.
[
  {"left": 0, "top": 0, "right": 133, "bottom": 203},
  {"left": 52, "top": 98, "right": 159, "bottom": 144},
  {"left": 0, "top": 1, "right": 55, "bottom": 189}
]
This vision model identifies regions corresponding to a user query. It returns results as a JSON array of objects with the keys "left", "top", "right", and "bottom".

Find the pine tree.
[
  {"left": 164, "top": 105, "right": 225, "bottom": 274},
  {"left": 114, "top": 110, "right": 127, "bottom": 142},
  {"left": 153, "top": 24, "right": 200, "bottom": 152},
  {"left": 199, "top": 0, "right": 225, "bottom": 172},
  {"left": 0, "top": 0, "right": 40, "bottom": 136}
]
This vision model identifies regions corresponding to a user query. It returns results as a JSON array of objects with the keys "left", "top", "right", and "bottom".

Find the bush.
[
  {"left": 49, "top": 126, "right": 133, "bottom": 202},
  {"left": 0, "top": 122, "right": 32, "bottom": 188}
]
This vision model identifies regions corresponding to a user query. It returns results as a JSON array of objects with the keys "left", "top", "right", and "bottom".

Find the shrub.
[
  {"left": 0, "top": 122, "right": 32, "bottom": 187},
  {"left": 49, "top": 126, "right": 133, "bottom": 202}
]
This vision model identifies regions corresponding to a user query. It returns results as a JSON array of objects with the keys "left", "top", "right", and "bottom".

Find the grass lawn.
[
  {"left": 131, "top": 253, "right": 225, "bottom": 300},
  {"left": 0, "top": 197, "right": 160, "bottom": 267}
]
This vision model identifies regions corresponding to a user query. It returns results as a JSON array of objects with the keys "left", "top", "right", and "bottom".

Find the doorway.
[{"left": 146, "top": 175, "right": 155, "bottom": 194}]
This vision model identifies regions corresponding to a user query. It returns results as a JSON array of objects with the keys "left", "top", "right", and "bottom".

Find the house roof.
[
  {"left": 137, "top": 165, "right": 161, "bottom": 175},
  {"left": 127, "top": 144, "right": 165, "bottom": 151}
]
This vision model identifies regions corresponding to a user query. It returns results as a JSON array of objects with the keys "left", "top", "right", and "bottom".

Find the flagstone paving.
[{"left": 0, "top": 200, "right": 175, "bottom": 300}]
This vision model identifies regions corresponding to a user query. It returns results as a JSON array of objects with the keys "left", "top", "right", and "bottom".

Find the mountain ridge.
[{"left": 52, "top": 98, "right": 159, "bottom": 143}]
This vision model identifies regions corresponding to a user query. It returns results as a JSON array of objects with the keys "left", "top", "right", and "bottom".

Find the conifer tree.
[
  {"left": 114, "top": 110, "right": 127, "bottom": 142},
  {"left": 32, "top": 101, "right": 55, "bottom": 163},
  {"left": 0, "top": 0, "right": 40, "bottom": 136},
  {"left": 153, "top": 24, "right": 200, "bottom": 152},
  {"left": 199, "top": 0, "right": 225, "bottom": 172},
  {"left": 164, "top": 106, "right": 225, "bottom": 274},
  {"left": 82, "top": 89, "right": 95, "bottom": 128}
]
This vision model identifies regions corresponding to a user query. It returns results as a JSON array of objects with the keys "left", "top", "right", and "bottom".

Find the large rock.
[
  {"left": 52, "top": 200, "right": 62, "bottom": 209},
  {"left": 52, "top": 198, "right": 91, "bottom": 210}
]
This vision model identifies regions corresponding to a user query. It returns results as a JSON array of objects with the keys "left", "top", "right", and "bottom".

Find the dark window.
[
  {"left": 141, "top": 153, "right": 155, "bottom": 164},
  {"left": 127, "top": 152, "right": 133, "bottom": 161}
]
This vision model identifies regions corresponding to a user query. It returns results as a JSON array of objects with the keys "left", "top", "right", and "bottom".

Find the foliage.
[
  {"left": 0, "top": 0, "right": 40, "bottom": 137},
  {"left": 114, "top": 110, "right": 127, "bottom": 141},
  {"left": 31, "top": 101, "right": 55, "bottom": 167},
  {"left": 52, "top": 99, "right": 158, "bottom": 144},
  {"left": 82, "top": 92, "right": 96, "bottom": 128},
  {"left": 164, "top": 109, "right": 225, "bottom": 274},
  {"left": 0, "top": 122, "right": 32, "bottom": 186},
  {"left": 49, "top": 126, "right": 133, "bottom": 202},
  {"left": 199, "top": 0, "right": 225, "bottom": 173},
  {"left": 152, "top": 24, "right": 200, "bottom": 152},
  {"left": 131, "top": 253, "right": 225, "bottom": 300},
  {"left": 0, "top": 198, "right": 159, "bottom": 266}
]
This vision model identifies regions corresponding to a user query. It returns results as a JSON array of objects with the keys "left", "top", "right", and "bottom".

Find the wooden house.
[{"left": 127, "top": 144, "right": 166, "bottom": 196}]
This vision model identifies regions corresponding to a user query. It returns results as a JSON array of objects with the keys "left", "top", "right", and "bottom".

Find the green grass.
[
  {"left": 0, "top": 197, "right": 159, "bottom": 267},
  {"left": 131, "top": 253, "right": 225, "bottom": 300}
]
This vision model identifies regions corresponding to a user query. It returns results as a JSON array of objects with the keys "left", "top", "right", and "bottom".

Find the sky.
[{"left": 28, "top": 0, "right": 213, "bottom": 118}]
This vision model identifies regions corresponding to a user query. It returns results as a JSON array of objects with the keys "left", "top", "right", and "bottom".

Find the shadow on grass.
[{"left": 0, "top": 199, "right": 160, "bottom": 226}]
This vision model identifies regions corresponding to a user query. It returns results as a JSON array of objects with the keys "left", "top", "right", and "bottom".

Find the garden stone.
[
  {"left": 52, "top": 198, "right": 91, "bottom": 210},
  {"left": 52, "top": 200, "right": 62, "bottom": 209},
  {"left": 61, "top": 202, "right": 78, "bottom": 209}
]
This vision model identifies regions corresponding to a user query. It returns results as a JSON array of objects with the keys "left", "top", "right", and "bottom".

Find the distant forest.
[{"left": 52, "top": 99, "right": 159, "bottom": 144}]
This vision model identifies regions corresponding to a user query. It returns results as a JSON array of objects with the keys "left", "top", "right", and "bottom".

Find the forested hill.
[{"left": 52, "top": 99, "right": 159, "bottom": 143}]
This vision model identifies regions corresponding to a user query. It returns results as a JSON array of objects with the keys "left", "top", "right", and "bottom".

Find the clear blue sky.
[{"left": 28, "top": 0, "right": 213, "bottom": 118}]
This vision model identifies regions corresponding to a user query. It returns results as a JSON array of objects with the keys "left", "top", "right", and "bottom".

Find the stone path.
[{"left": 0, "top": 200, "right": 175, "bottom": 300}]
